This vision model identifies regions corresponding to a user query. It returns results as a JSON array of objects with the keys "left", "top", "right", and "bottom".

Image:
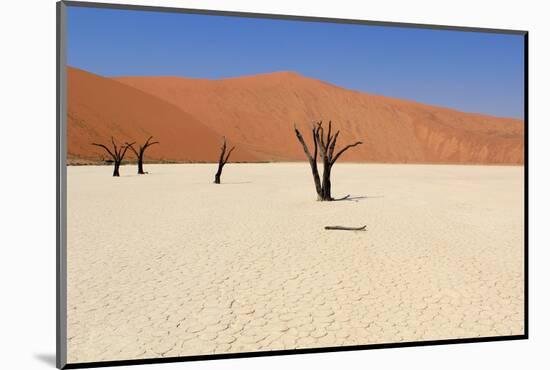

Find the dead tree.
[
  {"left": 92, "top": 137, "right": 135, "bottom": 177},
  {"left": 214, "top": 137, "right": 235, "bottom": 184},
  {"left": 294, "top": 120, "right": 362, "bottom": 201},
  {"left": 127, "top": 136, "right": 159, "bottom": 174}
]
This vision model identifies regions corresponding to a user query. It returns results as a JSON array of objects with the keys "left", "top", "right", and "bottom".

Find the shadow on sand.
[
  {"left": 218, "top": 181, "right": 253, "bottom": 185},
  {"left": 334, "top": 195, "right": 384, "bottom": 202}
]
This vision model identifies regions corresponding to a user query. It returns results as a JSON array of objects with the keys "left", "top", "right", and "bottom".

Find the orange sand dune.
[
  {"left": 115, "top": 71, "right": 524, "bottom": 164},
  {"left": 117, "top": 72, "right": 524, "bottom": 164},
  {"left": 67, "top": 67, "right": 524, "bottom": 164},
  {"left": 67, "top": 67, "right": 257, "bottom": 163}
]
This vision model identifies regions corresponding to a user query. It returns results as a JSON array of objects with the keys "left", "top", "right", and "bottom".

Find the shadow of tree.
[{"left": 333, "top": 195, "right": 384, "bottom": 202}]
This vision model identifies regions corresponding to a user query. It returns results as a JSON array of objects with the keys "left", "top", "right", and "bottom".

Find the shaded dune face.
[
  {"left": 67, "top": 66, "right": 524, "bottom": 164},
  {"left": 67, "top": 67, "right": 257, "bottom": 163}
]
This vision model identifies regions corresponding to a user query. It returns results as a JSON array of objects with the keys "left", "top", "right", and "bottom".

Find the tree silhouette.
[
  {"left": 92, "top": 137, "right": 135, "bottom": 177},
  {"left": 214, "top": 137, "right": 235, "bottom": 184},
  {"left": 127, "top": 136, "right": 159, "bottom": 174},
  {"left": 294, "top": 121, "right": 362, "bottom": 201}
]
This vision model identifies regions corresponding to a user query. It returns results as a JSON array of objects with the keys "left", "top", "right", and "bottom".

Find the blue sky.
[{"left": 67, "top": 6, "right": 525, "bottom": 119}]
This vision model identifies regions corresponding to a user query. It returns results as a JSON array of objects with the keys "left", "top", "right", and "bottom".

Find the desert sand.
[
  {"left": 67, "top": 66, "right": 524, "bottom": 165},
  {"left": 117, "top": 72, "right": 524, "bottom": 164},
  {"left": 66, "top": 68, "right": 257, "bottom": 163},
  {"left": 66, "top": 163, "right": 524, "bottom": 363}
]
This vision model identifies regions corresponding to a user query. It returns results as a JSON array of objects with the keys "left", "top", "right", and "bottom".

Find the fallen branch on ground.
[
  {"left": 324, "top": 225, "right": 367, "bottom": 231},
  {"left": 332, "top": 194, "right": 351, "bottom": 201}
]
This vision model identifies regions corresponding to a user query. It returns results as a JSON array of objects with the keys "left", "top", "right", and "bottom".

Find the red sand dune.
[
  {"left": 115, "top": 72, "right": 524, "bottom": 164},
  {"left": 67, "top": 67, "right": 257, "bottom": 163},
  {"left": 67, "top": 66, "right": 524, "bottom": 164}
]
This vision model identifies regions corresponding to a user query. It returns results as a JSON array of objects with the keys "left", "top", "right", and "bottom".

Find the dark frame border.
[
  {"left": 56, "top": 1, "right": 529, "bottom": 369},
  {"left": 57, "top": 1, "right": 68, "bottom": 368}
]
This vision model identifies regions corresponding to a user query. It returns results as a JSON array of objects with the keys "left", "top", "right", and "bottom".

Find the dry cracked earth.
[{"left": 67, "top": 163, "right": 524, "bottom": 363}]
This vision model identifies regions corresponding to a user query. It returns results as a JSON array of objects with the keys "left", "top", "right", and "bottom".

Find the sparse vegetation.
[
  {"left": 92, "top": 137, "right": 135, "bottom": 177},
  {"left": 127, "top": 136, "right": 159, "bottom": 174},
  {"left": 294, "top": 120, "right": 363, "bottom": 201},
  {"left": 214, "top": 137, "right": 235, "bottom": 184}
]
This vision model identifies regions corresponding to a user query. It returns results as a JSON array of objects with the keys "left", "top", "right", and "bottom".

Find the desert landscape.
[
  {"left": 67, "top": 67, "right": 524, "bottom": 165},
  {"left": 66, "top": 59, "right": 525, "bottom": 363},
  {"left": 67, "top": 163, "right": 524, "bottom": 363},
  {"left": 62, "top": 4, "right": 527, "bottom": 366}
]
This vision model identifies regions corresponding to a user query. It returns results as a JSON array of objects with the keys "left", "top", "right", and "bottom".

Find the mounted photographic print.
[{"left": 56, "top": 1, "right": 527, "bottom": 368}]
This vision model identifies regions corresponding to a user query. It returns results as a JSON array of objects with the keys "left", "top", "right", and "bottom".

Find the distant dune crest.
[{"left": 67, "top": 67, "right": 524, "bottom": 165}]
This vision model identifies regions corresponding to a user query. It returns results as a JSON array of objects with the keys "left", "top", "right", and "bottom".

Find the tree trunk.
[
  {"left": 319, "top": 162, "right": 332, "bottom": 201},
  {"left": 113, "top": 162, "right": 120, "bottom": 177},
  {"left": 309, "top": 159, "right": 323, "bottom": 199},
  {"left": 213, "top": 137, "right": 234, "bottom": 184},
  {"left": 137, "top": 153, "right": 145, "bottom": 174},
  {"left": 214, "top": 165, "right": 222, "bottom": 184}
]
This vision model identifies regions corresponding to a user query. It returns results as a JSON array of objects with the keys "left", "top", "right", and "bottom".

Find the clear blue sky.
[{"left": 67, "top": 6, "right": 525, "bottom": 119}]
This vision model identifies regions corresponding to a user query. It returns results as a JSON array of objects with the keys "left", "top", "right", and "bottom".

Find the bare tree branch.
[
  {"left": 316, "top": 122, "right": 328, "bottom": 158},
  {"left": 92, "top": 143, "right": 116, "bottom": 160},
  {"left": 327, "top": 130, "right": 340, "bottom": 162},
  {"left": 120, "top": 142, "right": 135, "bottom": 162},
  {"left": 143, "top": 136, "right": 159, "bottom": 149},
  {"left": 224, "top": 146, "right": 235, "bottom": 164},
  {"left": 294, "top": 125, "right": 315, "bottom": 162},
  {"left": 326, "top": 120, "right": 333, "bottom": 146},
  {"left": 312, "top": 125, "right": 318, "bottom": 162},
  {"left": 144, "top": 141, "right": 159, "bottom": 149},
  {"left": 218, "top": 137, "right": 227, "bottom": 163},
  {"left": 126, "top": 142, "right": 139, "bottom": 157},
  {"left": 111, "top": 136, "right": 119, "bottom": 158},
  {"left": 295, "top": 124, "right": 322, "bottom": 197},
  {"left": 331, "top": 141, "right": 363, "bottom": 164}
]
